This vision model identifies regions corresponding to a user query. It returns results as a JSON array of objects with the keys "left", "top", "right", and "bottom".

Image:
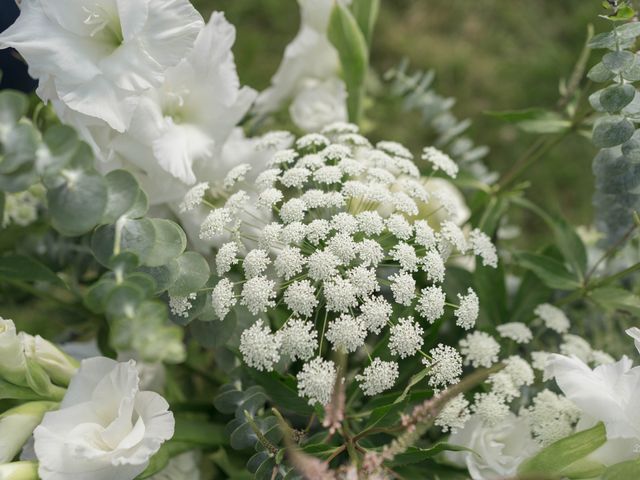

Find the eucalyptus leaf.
[
  {"left": 168, "top": 251, "right": 210, "bottom": 296},
  {"left": 602, "top": 50, "right": 635, "bottom": 73},
  {"left": 0, "top": 90, "right": 28, "bottom": 127},
  {"left": 587, "top": 62, "right": 616, "bottom": 83},
  {"left": 599, "top": 84, "right": 636, "bottom": 113},
  {"left": 592, "top": 115, "right": 635, "bottom": 148},
  {"left": 101, "top": 170, "right": 143, "bottom": 224},
  {"left": 47, "top": 169, "right": 108, "bottom": 236}
]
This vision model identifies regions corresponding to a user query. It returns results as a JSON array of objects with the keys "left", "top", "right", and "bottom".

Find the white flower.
[
  {"left": 388, "top": 317, "right": 424, "bottom": 359},
  {"left": 423, "top": 344, "right": 462, "bottom": 387},
  {"left": 216, "top": 242, "right": 239, "bottom": 276},
  {"left": 34, "top": 357, "right": 174, "bottom": 480},
  {"left": 416, "top": 286, "right": 446, "bottom": 324},
  {"left": 108, "top": 13, "right": 257, "bottom": 200},
  {"left": 454, "top": 288, "right": 479, "bottom": 330},
  {"left": 356, "top": 359, "right": 399, "bottom": 396},
  {"left": 559, "top": 334, "right": 591, "bottom": 362},
  {"left": 459, "top": 331, "right": 500, "bottom": 368},
  {"left": 199, "top": 208, "right": 233, "bottom": 240},
  {"left": 497, "top": 322, "right": 532, "bottom": 344},
  {"left": 546, "top": 351, "right": 640, "bottom": 455},
  {"left": 388, "top": 272, "right": 416, "bottom": 306},
  {"left": 359, "top": 296, "right": 392, "bottom": 334},
  {"left": 254, "top": 0, "right": 345, "bottom": 120},
  {"left": 325, "top": 314, "right": 367, "bottom": 353},
  {"left": 179, "top": 182, "right": 209, "bottom": 213},
  {"left": 289, "top": 77, "right": 348, "bottom": 132},
  {"left": 421, "top": 147, "right": 459, "bottom": 178},
  {"left": 297, "top": 357, "right": 336, "bottom": 406},
  {"left": 243, "top": 249, "right": 271, "bottom": 279},
  {"left": 469, "top": 229, "right": 498, "bottom": 268},
  {"left": 0, "top": 317, "right": 27, "bottom": 385},
  {"left": 278, "top": 319, "right": 318, "bottom": 362},
  {"left": 211, "top": 278, "right": 236, "bottom": 320},
  {"left": 274, "top": 246, "right": 306, "bottom": 280},
  {"left": 0, "top": 0, "right": 203, "bottom": 131},
  {"left": 239, "top": 320, "right": 281, "bottom": 371},
  {"left": 523, "top": 389, "right": 580, "bottom": 447},
  {"left": 435, "top": 394, "right": 470, "bottom": 433},
  {"left": 440, "top": 221, "right": 468, "bottom": 253},
  {"left": 445, "top": 413, "right": 538, "bottom": 480},
  {"left": 169, "top": 293, "right": 197, "bottom": 319},
  {"left": 471, "top": 392, "right": 510, "bottom": 426},
  {"left": 324, "top": 277, "right": 358, "bottom": 313},
  {"left": 240, "top": 276, "right": 276, "bottom": 315},
  {"left": 421, "top": 250, "right": 445, "bottom": 283},
  {"left": 531, "top": 351, "right": 552, "bottom": 371},
  {"left": 534, "top": 303, "right": 570, "bottom": 333},
  {"left": 0, "top": 401, "right": 57, "bottom": 464},
  {"left": 284, "top": 280, "right": 318, "bottom": 318}
]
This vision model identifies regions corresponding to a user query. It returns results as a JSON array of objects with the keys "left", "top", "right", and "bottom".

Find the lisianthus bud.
[
  {"left": 21, "top": 335, "right": 79, "bottom": 387},
  {"left": 0, "top": 462, "right": 38, "bottom": 480},
  {"left": 0, "top": 401, "right": 58, "bottom": 464},
  {"left": 0, "top": 318, "right": 27, "bottom": 386}
]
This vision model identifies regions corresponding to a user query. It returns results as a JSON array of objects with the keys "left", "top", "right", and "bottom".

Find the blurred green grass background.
[{"left": 195, "top": 0, "right": 612, "bottom": 231}]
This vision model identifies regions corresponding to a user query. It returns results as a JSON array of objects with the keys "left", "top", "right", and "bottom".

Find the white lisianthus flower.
[
  {"left": 108, "top": 12, "right": 257, "bottom": 200},
  {"left": 34, "top": 357, "right": 174, "bottom": 480},
  {"left": 0, "top": 402, "right": 58, "bottom": 464},
  {"left": 254, "top": 0, "right": 349, "bottom": 130},
  {"left": 446, "top": 413, "right": 539, "bottom": 480},
  {"left": 545, "top": 342, "right": 640, "bottom": 464},
  {"left": 0, "top": 0, "right": 203, "bottom": 132}
]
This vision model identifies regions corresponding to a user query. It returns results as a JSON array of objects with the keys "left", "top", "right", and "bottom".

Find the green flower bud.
[
  {"left": 22, "top": 335, "right": 79, "bottom": 387},
  {"left": 0, "top": 402, "right": 58, "bottom": 463},
  {"left": 0, "top": 318, "right": 28, "bottom": 386},
  {"left": 0, "top": 462, "right": 39, "bottom": 480}
]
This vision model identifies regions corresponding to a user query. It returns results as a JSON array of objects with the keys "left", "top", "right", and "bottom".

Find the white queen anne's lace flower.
[
  {"left": 497, "top": 322, "right": 533, "bottom": 344},
  {"left": 201, "top": 128, "right": 492, "bottom": 396},
  {"left": 297, "top": 358, "right": 336, "bottom": 406},
  {"left": 239, "top": 320, "right": 281, "bottom": 371},
  {"left": 459, "top": 331, "right": 500, "bottom": 368},
  {"left": 534, "top": 303, "right": 570, "bottom": 334},
  {"left": 356, "top": 359, "right": 399, "bottom": 396},
  {"left": 34, "top": 357, "right": 174, "bottom": 480}
]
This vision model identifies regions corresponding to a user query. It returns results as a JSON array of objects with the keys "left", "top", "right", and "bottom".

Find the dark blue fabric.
[{"left": 0, "top": 0, "right": 37, "bottom": 92}]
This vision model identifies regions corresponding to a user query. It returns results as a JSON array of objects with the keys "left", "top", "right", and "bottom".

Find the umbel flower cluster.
[{"left": 187, "top": 123, "right": 498, "bottom": 405}]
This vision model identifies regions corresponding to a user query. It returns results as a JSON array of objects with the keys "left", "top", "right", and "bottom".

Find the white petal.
[{"left": 626, "top": 327, "right": 640, "bottom": 355}]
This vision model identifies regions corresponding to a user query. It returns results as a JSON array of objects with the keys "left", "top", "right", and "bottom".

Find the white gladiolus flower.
[
  {"left": 108, "top": 13, "right": 257, "bottom": 198},
  {"left": 255, "top": 0, "right": 349, "bottom": 130},
  {"left": 0, "top": 0, "right": 203, "bottom": 132},
  {"left": 445, "top": 413, "right": 539, "bottom": 480},
  {"left": 0, "top": 402, "right": 57, "bottom": 464},
  {"left": 545, "top": 340, "right": 640, "bottom": 464},
  {"left": 34, "top": 357, "right": 174, "bottom": 480},
  {"left": 289, "top": 78, "right": 348, "bottom": 132}
]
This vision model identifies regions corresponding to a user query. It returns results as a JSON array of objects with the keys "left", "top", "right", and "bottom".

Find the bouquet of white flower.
[{"left": 0, "top": 0, "right": 639, "bottom": 479}]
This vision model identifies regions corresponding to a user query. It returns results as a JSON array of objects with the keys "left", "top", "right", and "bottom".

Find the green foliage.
[
  {"left": 518, "top": 422, "right": 607, "bottom": 478},
  {"left": 589, "top": 14, "right": 640, "bottom": 244},
  {"left": 328, "top": 2, "right": 370, "bottom": 124}
]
